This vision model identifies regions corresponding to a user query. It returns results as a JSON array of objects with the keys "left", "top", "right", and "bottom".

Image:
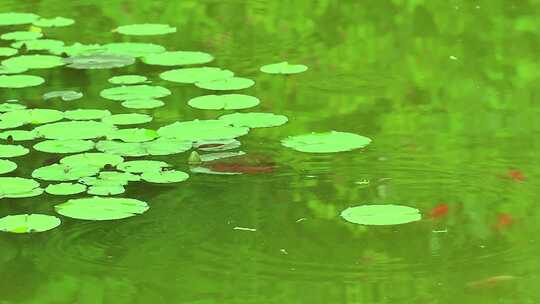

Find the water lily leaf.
[
  {"left": 0, "top": 103, "right": 25, "bottom": 112},
  {"left": 45, "top": 183, "right": 86, "bottom": 195},
  {"left": 2, "top": 55, "right": 65, "bottom": 69},
  {"left": 55, "top": 197, "right": 149, "bottom": 220},
  {"left": 32, "top": 164, "right": 100, "bottom": 181},
  {"left": 106, "top": 128, "right": 158, "bottom": 142},
  {"left": 63, "top": 53, "right": 134, "bottom": 69},
  {"left": 200, "top": 151, "right": 246, "bottom": 162},
  {"left": 143, "top": 51, "right": 213, "bottom": 66},
  {"left": 1, "top": 109, "right": 63, "bottom": 125},
  {"left": 141, "top": 170, "right": 189, "bottom": 183},
  {"left": 117, "top": 160, "right": 170, "bottom": 173},
  {"left": 188, "top": 94, "right": 260, "bottom": 110},
  {"left": 43, "top": 90, "right": 83, "bottom": 101},
  {"left": 108, "top": 75, "right": 147, "bottom": 85},
  {"left": 60, "top": 152, "right": 124, "bottom": 168},
  {"left": 260, "top": 61, "right": 308, "bottom": 74},
  {"left": 121, "top": 99, "right": 164, "bottom": 109},
  {"left": 96, "top": 138, "right": 192, "bottom": 157},
  {"left": 0, "top": 47, "right": 18, "bottom": 57},
  {"left": 0, "top": 65, "right": 28, "bottom": 75},
  {"left": 1, "top": 31, "right": 42, "bottom": 41},
  {"left": 194, "top": 139, "right": 241, "bottom": 152},
  {"left": 64, "top": 109, "right": 111, "bottom": 120},
  {"left": 0, "top": 119, "right": 24, "bottom": 129},
  {"left": 33, "top": 139, "right": 95, "bottom": 154},
  {"left": 0, "top": 75, "right": 44, "bottom": 88},
  {"left": 100, "top": 85, "right": 171, "bottom": 101},
  {"left": 79, "top": 176, "right": 128, "bottom": 187},
  {"left": 0, "top": 214, "right": 60, "bottom": 233},
  {"left": 115, "top": 23, "right": 176, "bottom": 36},
  {"left": 8, "top": 188, "right": 44, "bottom": 198},
  {"left": 340, "top": 205, "right": 422, "bottom": 225},
  {"left": 0, "top": 177, "right": 42, "bottom": 198},
  {"left": 0, "top": 13, "right": 40, "bottom": 26},
  {"left": 33, "top": 17, "right": 74, "bottom": 27},
  {"left": 98, "top": 171, "right": 140, "bottom": 182},
  {"left": 0, "top": 159, "right": 17, "bottom": 174},
  {"left": 219, "top": 112, "right": 288, "bottom": 128},
  {"left": 281, "top": 131, "right": 372, "bottom": 153},
  {"left": 103, "top": 42, "right": 166, "bottom": 58},
  {"left": 12, "top": 39, "right": 64, "bottom": 51},
  {"left": 158, "top": 119, "right": 249, "bottom": 141},
  {"left": 0, "top": 144, "right": 29, "bottom": 157},
  {"left": 101, "top": 113, "right": 152, "bottom": 126},
  {"left": 50, "top": 43, "right": 104, "bottom": 57},
  {"left": 0, "top": 130, "right": 37, "bottom": 141},
  {"left": 195, "top": 77, "right": 255, "bottom": 91},
  {"left": 160, "top": 67, "right": 233, "bottom": 84},
  {"left": 87, "top": 185, "right": 125, "bottom": 196},
  {"left": 34, "top": 121, "right": 117, "bottom": 140}
]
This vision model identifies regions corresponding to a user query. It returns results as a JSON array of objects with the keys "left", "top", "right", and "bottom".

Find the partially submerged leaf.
[
  {"left": 101, "top": 113, "right": 152, "bottom": 125},
  {"left": 0, "top": 103, "right": 26, "bottom": 112},
  {"left": 117, "top": 160, "right": 171, "bottom": 173},
  {"left": 188, "top": 94, "right": 259, "bottom": 110},
  {"left": 33, "top": 16, "right": 74, "bottom": 27},
  {"left": 194, "top": 139, "right": 241, "bottom": 152},
  {"left": 108, "top": 75, "right": 147, "bottom": 85},
  {"left": 143, "top": 51, "right": 213, "bottom": 66},
  {"left": 115, "top": 23, "right": 176, "bottom": 36},
  {"left": 260, "top": 61, "right": 308, "bottom": 74},
  {"left": 96, "top": 138, "right": 192, "bottom": 157},
  {"left": 106, "top": 128, "right": 158, "bottom": 142},
  {"left": 158, "top": 119, "right": 249, "bottom": 141},
  {"left": 87, "top": 185, "right": 125, "bottom": 196},
  {"left": 45, "top": 183, "right": 86, "bottom": 195},
  {"left": 281, "top": 131, "right": 372, "bottom": 153},
  {"left": 43, "top": 90, "right": 83, "bottom": 101},
  {"left": 340, "top": 205, "right": 422, "bottom": 225},
  {"left": 0, "top": 214, "right": 60, "bottom": 233},
  {"left": 63, "top": 53, "right": 135, "bottom": 69},
  {"left": 33, "top": 139, "right": 95, "bottom": 154},
  {"left": 121, "top": 99, "right": 164, "bottom": 109},
  {"left": 141, "top": 170, "right": 189, "bottom": 183},
  {"left": 100, "top": 85, "right": 171, "bottom": 101},
  {"left": 12, "top": 39, "right": 64, "bottom": 51},
  {"left": 55, "top": 197, "right": 149, "bottom": 220}
]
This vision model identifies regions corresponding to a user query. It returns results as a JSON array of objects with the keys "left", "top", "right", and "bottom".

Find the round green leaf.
[
  {"left": 0, "top": 144, "right": 29, "bottom": 157},
  {"left": 0, "top": 159, "right": 17, "bottom": 174},
  {"left": 281, "top": 131, "right": 372, "bottom": 153},
  {"left": 60, "top": 152, "right": 123, "bottom": 168},
  {"left": 195, "top": 77, "right": 255, "bottom": 91},
  {"left": 101, "top": 113, "right": 152, "bottom": 125},
  {"left": 0, "top": 65, "right": 28, "bottom": 75},
  {"left": 188, "top": 94, "right": 259, "bottom": 110},
  {"left": 2, "top": 55, "right": 65, "bottom": 69},
  {"left": 79, "top": 176, "right": 128, "bottom": 187},
  {"left": 64, "top": 109, "right": 111, "bottom": 121},
  {"left": 158, "top": 119, "right": 249, "bottom": 141},
  {"left": 33, "top": 17, "right": 74, "bottom": 27},
  {"left": 0, "top": 13, "right": 40, "bottom": 26},
  {"left": 100, "top": 85, "right": 171, "bottom": 101},
  {"left": 103, "top": 42, "right": 165, "bottom": 58},
  {"left": 121, "top": 99, "right": 164, "bottom": 109},
  {"left": 0, "top": 214, "right": 60, "bottom": 233},
  {"left": 12, "top": 39, "right": 65, "bottom": 51},
  {"left": 0, "top": 120, "right": 24, "bottom": 129},
  {"left": 219, "top": 112, "right": 288, "bottom": 128},
  {"left": 142, "top": 51, "right": 213, "bottom": 66},
  {"left": 108, "top": 75, "right": 147, "bottom": 85},
  {"left": 0, "top": 177, "right": 41, "bottom": 198},
  {"left": 55, "top": 197, "right": 149, "bottom": 220},
  {"left": 34, "top": 121, "right": 117, "bottom": 140},
  {"left": 87, "top": 185, "right": 125, "bottom": 196},
  {"left": 33, "top": 139, "right": 95, "bottom": 154},
  {"left": 0, "top": 75, "right": 44, "bottom": 88},
  {"left": 0, "top": 103, "right": 25, "bottom": 112},
  {"left": 98, "top": 171, "right": 140, "bottom": 182},
  {"left": 141, "top": 170, "right": 189, "bottom": 183},
  {"left": 115, "top": 23, "right": 176, "bottom": 36},
  {"left": 160, "top": 67, "right": 233, "bottom": 84},
  {"left": 117, "top": 160, "right": 170, "bottom": 173},
  {"left": 0, "top": 47, "right": 17, "bottom": 57},
  {"left": 45, "top": 183, "right": 86, "bottom": 195},
  {"left": 96, "top": 138, "right": 192, "bottom": 157},
  {"left": 340, "top": 205, "right": 422, "bottom": 226},
  {"left": 0, "top": 130, "right": 37, "bottom": 141},
  {"left": 1, "top": 31, "right": 42, "bottom": 41},
  {"left": 106, "top": 128, "right": 158, "bottom": 142},
  {"left": 32, "top": 164, "right": 100, "bottom": 181},
  {"left": 63, "top": 54, "right": 134, "bottom": 69},
  {"left": 50, "top": 43, "right": 104, "bottom": 57},
  {"left": 1, "top": 109, "right": 63, "bottom": 125},
  {"left": 260, "top": 61, "right": 308, "bottom": 74}
]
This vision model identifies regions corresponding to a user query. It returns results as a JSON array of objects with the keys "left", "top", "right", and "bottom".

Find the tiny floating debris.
[
  {"left": 233, "top": 226, "right": 257, "bottom": 232},
  {"left": 355, "top": 179, "right": 370, "bottom": 185}
]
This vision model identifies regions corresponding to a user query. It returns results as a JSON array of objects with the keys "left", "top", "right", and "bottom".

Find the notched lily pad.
[
  {"left": 141, "top": 170, "right": 189, "bottom": 183},
  {"left": 96, "top": 138, "right": 192, "bottom": 157},
  {"left": 195, "top": 77, "right": 255, "bottom": 91},
  {"left": 2, "top": 55, "right": 65, "bottom": 70},
  {"left": 34, "top": 121, "right": 116, "bottom": 140},
  {"left": 32, "top": 164, "right": 100, "bottom": 181},
  {"left": 87, "top": 185, "right": 125, "bottom": 196},
  {"left": 1, "top": 109, "right": 63, "bottom": 125},
  {"left": 108, "top": 75, "right": 147, "bottom": 85},
  {"left": 260, "top": 61, "right": 308, "bottom": 74},
  {"left": 0, "top": 214, "right": 60, "bottom": 233},
  {"left": 281, "top": 131, "right": 372, "bottom": 153},
  {"left": 143, "top": 51, "right": 213, "bottom": 66},
  {"left": 121, "top": 99, "right": 164, "bottom": 109},
  {"left": 0, "top": 177, "right": 42, "bottom": 198},
  {"left": 100, "top": 85, "right": 171, "bottom": 101},
  {"left": 12, "top": 39, "right": 65, "bottom": 51},
  {"left": 60, "top": 152, "right": 123, "bottom": 169},
  {"left": 106, "top": 128, "right": 158, "bottom": 142},
  {"left": 101, "top": 113, "right": 152, "bottom": 126},
  {"left": 114, "top": 23, "right": 176, "bottom": 36},
  {"left": 158, "top": 119, "right": 249, "bottom": 141},
  {"left": 54, "top": 197, "right": 149, "bottom": 220},
  {"left": 117, "top": 160, "right": 171, "bottom": 173},
  {"left": 188, "top": 94, "right": 259, "bottom": 110},
  {"left": 340, "top": 205, "right": 422, "bottom": 225},
  {"left": 0, "top": 130, "right": 37, "bottom": 141},
  {"left": 45, "top": 183, "right": 86, "bottom": 195},
  {"left": 33, "top": 139, "right": 95, "bottom": 154},
  {"left": 33, "top": 16, "right": 75, "bottom": 27},
  {"left": 160, "top": 67, "right": 233, "bottom": 84}
]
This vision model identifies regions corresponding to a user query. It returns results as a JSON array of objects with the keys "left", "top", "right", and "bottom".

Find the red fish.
[
  {"left": 494, "top": 213, "right": 514, "bottom": 230},
  {"left": 430, "top": 204, "right": 449, "bottom": 219},
  {"left": 507, "top": 170, "right": 526, "bottom": 182},
  {"left": 466, "top": 275, "right": 517, "bottom": 289}
]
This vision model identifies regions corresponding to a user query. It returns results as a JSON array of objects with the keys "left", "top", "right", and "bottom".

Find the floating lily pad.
[
  {"left": 100, "top": 85, "right": 171, "bottom": 101},
  {"left": 60, "top": 152, "right": 124, "bottom": 168},
  {"left": 160, "top": 67, "right": 233, "bottom": 84},
  {"left": 260, "top": 61, "right": 308, "bottom": 74},
  {"left": 2, "top": 55, "right": 65, "bottom": 69},
  {"left": 96, "top": 138, "right": 192, "bottom": 157},
  {"left": 219, "top": 112, "right": 288, "bottom": 128},
  {"left": 141, "top": 170, "right": 189, "bottom": 183},
  {"left": 43, "top": 90, "right": 83, "bottom": 101},
  {"left": 103, "top": 42, "right": 166, "bottom": 58},
  {"left": 0, "top": 65, "right": 28, "bottom": 75},
  {"left": 117, "top": 160, "right": 170, "bottom": 173},
  {"left": 0, "top": 75, "right": 44, "bottom": 88},
  {"left": 115, "top": 23, "right": 176, "bottom": 36},
  {"left": 0, "top": 144, "right": 29, "bottom": 158},
  {"left": 1, "top": 109, "right": 63, "bottom": 125},
  {"left": 101, "top": 113, "right": 152, "bottom": 125},
  {"left": 32, "top": 164, "right": 100, "bottom": 181},
  {"left": 121, "top": 99, "right": 164, "bottom": 109},
  {"left": 33, "top": 139, "right": 95, "bottom": 154},
  {"left": 33, "top": 16, "right": 74, "bottom": 27},
  {"left": 0, "top": 119, "right": 23, "bottom": 129},
  {"left": 281, "top": 131, "right": 372, "bottom": 153},
  {"left": 87, "top": 185, "right": 125, "bottom": 196},
  {"left": 158, "top": 119, "right": 249, "bottom": 141},
  {"left": 79, "top": 176, "right": 128, "bottom": 187},
  {"left": 55, "top": 197, "right": 149, "bottom": 220},
  {"left": 12, "top": 39, "right": 65, "bottom": 51},
  {"left": 1, "top": 31, "right": 42, "bottom": 41},
  {"left": 0, "top": 130, "right": 37, "bottom": 141},
  {"left": 45, "top": 183, "right": 86, "bottom": 195},
  {"left": 0, "top": 47, "right": 17, "bottom": 57},
  {"left": 106, "top": 128, "right": 158, "bottom": 142},
  {"left": 0, "top": 214, "right": 60, "bottom": 233},
  {"left": 188, "top": 94, "right": 260, "bottom": 110},
  {"left": 63, "top": 53, "right": 135, "bottom": 69},
  {"left": 0, "top": 177, "right": 42, "bottom": 198},
  {"left": 99, "top": 171, "right": 140, "bottom": 182},
  {"left": 340, "top": 205, "right": 422, "bottom": 225},
  {"left": 50, "top": 43, "right": 104, "bottom": 57},
  {"left": 34, "top": 121, "right": 117, "bottom": 140},
  {"left": 0, "top": 103, "right": 25, "bottom": 112},
  {"left": 64, "top": 109, "right": 111, "bottom": 120},
  {"left": 0, "top": 13, "right": 40, "bottom": 26},
  {"left": 0, "top": 159, "right": 17, "bottom": 174},
  {"left": 196, "top": 77, "right": 255, "bottom": 91},
  {"left": 194, "top": 139, "right": 241, "bottom": 152},
  {"left": 143, "top": 51, "right": 213, "bottom": 66},
  {"left": 108, "top": 75, "right": 147, "bottom": 85}
]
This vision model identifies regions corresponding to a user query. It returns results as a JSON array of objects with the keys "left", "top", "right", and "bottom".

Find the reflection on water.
[{"left": 1, "top": 0, "right": 540, "bottom": 303}]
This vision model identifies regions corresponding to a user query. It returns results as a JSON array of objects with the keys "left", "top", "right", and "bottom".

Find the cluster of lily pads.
[{"left": 0, "top": 12, "right": 414, "bottom": 233}]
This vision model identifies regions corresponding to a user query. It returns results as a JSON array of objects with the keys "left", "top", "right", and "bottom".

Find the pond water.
[{"left": 1, "top": 0, "right": 539, "bottom": 303}]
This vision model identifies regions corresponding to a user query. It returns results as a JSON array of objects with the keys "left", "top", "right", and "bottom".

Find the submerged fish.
[
  {"left": 507, "top": 169, "right": 526, "bottom": 182},
  {"left": 466, "top": 275, "right": 517, "bottom": 289},
  {"left": 494, "top": 213, "right": 514, "bottom": 230},
  {"left": 429, "top": 203, "right": 449, "bottom": 219}
]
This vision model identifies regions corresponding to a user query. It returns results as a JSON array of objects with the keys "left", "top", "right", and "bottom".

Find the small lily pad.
[
  {"left": 108, "top": 75, "right": 147, "bottom": 85},
  {"left": 106, "top": 128, "right": 158, "bottom": 142},
  {"left": 100, "top": 85, "right": 171, "bottom": 101},
  {"left": 143, "top": 51, "right": 213, "bottom": 66},
  {"left": 64, "top": 109, "right": 111, "bottom": 120},
  {"left": 0, "top": 47, "right": 18, "bottom": 57},
  {"left": 0, "top": 75, "right": 44, "bottom": 88},
  {"left": 0, "top": 159, "right": 17, "bottom": 174},
  {"left": 54, "top": 197, "right": 149, "bottom": 220},
  {"left": 12, "top": 39, "right": 65, "bottom": 51},
  {"left": 45, "top": 183, "right": 86, "bottom": 195},
  {"left": 0, "top": 214, "right": 60, "bottom": 233},
  {"left": 340, "top": 205, "right": 422, "bottom": 225},
  {"left": 103, "top": 42, "right": 166, "bottom": 58},
  {"left": 0, "top": 130, "right": 37, "bottom": 141},
  {"left": 96, "top": 138, "right": 192, "bottom": 157},
  {"left": 60, "top": 152, "right": 124, "bottom": 168},
  {"left": 33, "top": 17, "right": 75, "bottom": 27},
  {"left": 43, "top": 90, "right": 83, "bottom": 101},
  {"left": 0, "top": 103, "right": 25, "bottom": 112},
  {"left": 0, "top": 120, "right": 24, "bottom": 129},
  {"left": 121, "top": 99, "right": 164, "bottom": 109},
  {"left": 50, "top": 43, "right": 104, "bottom": 57},
  {"left": 87, "top": 185, "right": 125, "bottom": 196},
  {"left": 101, "top": 113, "right": 152, "bottom": 125},
  {"left": 32, "top": 164, "right": 100, "bottom": 181},
  {"left": 160, "top": 67, "right": 233, "bottom": 84},
  {"left": 99, "top": 171, "right": 140, "bottom": 182},
  {"left": 0, "top": 177, "right": 42, "bottom": 198},
  {"left": 34, "top": 121, "right": 117, "bottom": 140},
  {"left": 281, "top": 131, "right": 372, "bottom": 153},
  {"left": 79, "top": 176, "right": 128, "bottom": 187},
  {"left": 0, "top": 65, "right": 28, "bottom": 75},
  {"left": 260, "top": 61, "right": 308, "bottom": 74},
  {"left": 117, "top": 160, "right": 170, "bottom": 173},
  {"left": 1, "top": 109, "right": 63, "bottom": 125},
  {"left": 219, "top": 112, "right": 288, "bottom": 128},
  {"left": 158, "top": 119, "right": 249, "bottom": 141},
  {"left": 0, "top": 13, "right": 40, "bottom": 26},
  {"left": 188, "top": 94, "right": 260, "bottom": 110},
  {"left": 195, "top": 77, "right": 255, "bottom": 91},
  {"left": 0, "top": 144, "right": 29, "bottom": 158},
  {"left": 33, "top": 139, "right": 95, "bottom": 154},
  {"left": 1, "top": 31, "right": 42, "bottom": 41},
  {"left": 141, "top": 170, "right": 189, "bottom": 183},
  {"left": 115, "top": 23, "right": 176, "bottom": 36},
  {"left": 2, "top": 55, "right": 65, "bottom": 69},
  {"left": 63, "top": 53, "right": 135, "bottom": 69}
]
